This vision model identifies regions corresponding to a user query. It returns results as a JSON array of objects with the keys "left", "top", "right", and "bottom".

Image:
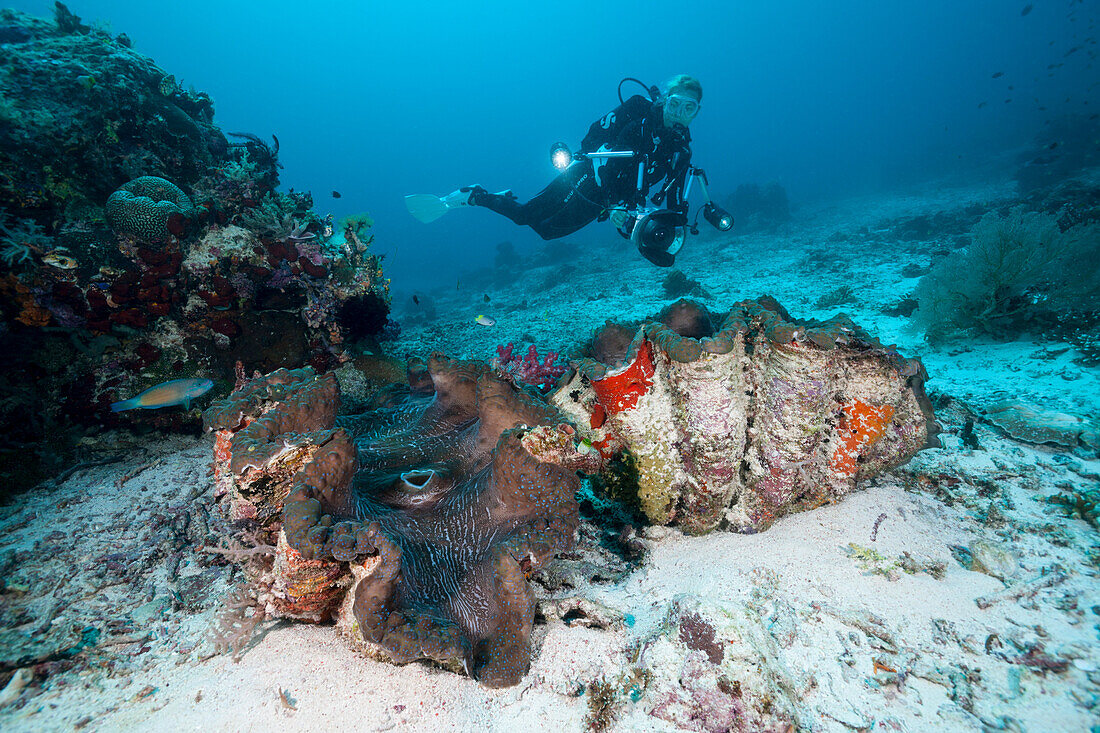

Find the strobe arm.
[
  {"left": 550, "top": 141, "right": 636, "bottom": 171},
  {"left": 685, "top": 167, "right": 734, "bottom": 232}
]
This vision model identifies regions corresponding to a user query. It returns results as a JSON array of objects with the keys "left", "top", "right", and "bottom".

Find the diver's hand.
[{"left": 610, "top": 209, "right": 629, "bottom": 229}]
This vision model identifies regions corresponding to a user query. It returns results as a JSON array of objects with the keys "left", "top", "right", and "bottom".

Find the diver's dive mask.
[{"left": 664, "top": 93, "right": 700, "bottom": 126}]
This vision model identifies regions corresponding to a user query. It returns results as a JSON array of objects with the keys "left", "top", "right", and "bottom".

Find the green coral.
[
  {"left": 845, "top": 543, "right": 947, "bottom": 580},
  {"left": 237, "top": 191, "right": 301, "bottom": 238},
  {"left": 844, "top": 543, "right": 899, "bottom": 578},
  {"left": 582, "top": 667, "right": 651, "bottom": 732},
  {"left": 588, "top": 449, "right": 644, "bottom": 517},
  {"left": 0, "top": 216, "right": 52, "bottom": 267},
  {"left": 584, "top": 678, "right": 621, "bottom": 732},
  {"left": 338, "top": 212, "right": 374, "bottom": 237}
]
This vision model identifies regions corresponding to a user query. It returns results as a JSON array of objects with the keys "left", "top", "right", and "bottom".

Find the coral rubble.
[
  {"left": 203, "top": 357, "right": 587, "bottom": 687},
  {"left": 552, "top": 297, "right": 938, "bottom": 534}
]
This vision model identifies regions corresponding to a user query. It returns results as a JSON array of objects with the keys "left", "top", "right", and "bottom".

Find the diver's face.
[{"left": 663, "top": 93, "right": 700, "bottom": 129}]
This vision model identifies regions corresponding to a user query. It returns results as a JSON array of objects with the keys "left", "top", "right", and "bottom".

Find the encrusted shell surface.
[{"left": 552, "top": 297, "right": 938, "bottom": 534}]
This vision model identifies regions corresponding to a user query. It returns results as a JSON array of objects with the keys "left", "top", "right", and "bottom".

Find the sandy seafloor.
[{"left": 1, "top": 176, "right": 1098, "bottom": 732}]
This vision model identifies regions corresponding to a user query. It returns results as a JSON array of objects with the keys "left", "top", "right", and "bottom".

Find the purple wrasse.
[{"left": 110, "top": 378, "right": 214, "bottom": 412}]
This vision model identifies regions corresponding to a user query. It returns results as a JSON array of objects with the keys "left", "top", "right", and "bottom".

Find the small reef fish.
[
  {"left": 992, "top": 71, "right": 1004, "bottom": 78},
  {"left": 475, "top": 314, "right": 496, "bottom": 327},
  {"left": 331, "top": 190, "right": 341, "bottom": 199},
  {"left": 483, "top": 294, "right": 490, "bottom": 303},
  {"left": 412, "top": 295, "right": 420, "bottom": 305},
  {"left": 110, "top": 378, "right": 214, "bottom": 412},
  {"left": 42, "top": 252, "right": 78, "bottom": 269},
  {"left": 76, "top": 74, "right": 96, "bottom": 89},
  {"left": 1021, "top": 4, "right": 1032, "bottom": 16}
]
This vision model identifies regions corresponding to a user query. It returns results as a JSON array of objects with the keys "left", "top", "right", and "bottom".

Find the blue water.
[{"left": 8, "top": 0, "right": 1096, "bottom": 288}]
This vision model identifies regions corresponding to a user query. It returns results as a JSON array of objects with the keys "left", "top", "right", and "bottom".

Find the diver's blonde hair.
[{"left": 664, "top": 74, "right": 702, "bottom": 102}]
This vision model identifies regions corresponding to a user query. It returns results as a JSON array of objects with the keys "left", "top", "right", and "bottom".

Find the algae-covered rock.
[
  {"left": 632, "top": 596, "right": 803, "bottom": 732},
  {"left": 968, "top": 539, "right": 1019, "bottom": 580}
]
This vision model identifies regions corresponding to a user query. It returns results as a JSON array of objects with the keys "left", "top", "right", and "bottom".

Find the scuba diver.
[{"left": 405, "top": 75, "right": 733, "bottom": 266}]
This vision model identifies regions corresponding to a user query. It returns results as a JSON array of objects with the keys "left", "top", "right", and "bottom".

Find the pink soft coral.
[{"left": 493, "top": 342, "right": 567, "bottom": 393}]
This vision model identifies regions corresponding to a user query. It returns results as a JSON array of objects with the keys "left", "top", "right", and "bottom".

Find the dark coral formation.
[
  {"left": 204, "top": 357, "right": 585, "bottom": 687},
  {"left": 1015, "top": 115, "right": 1100, "bottom": 194},
  {"left": 0, "top": 5, "right": 225, "bottom": 224},
  {"left": 723, "top": 182, "right": 791, "bottom": 233},
  {"left": 553, "top": 297, "right": 938, "bottom": 534},
  {"left": 0, "top": 6, "right": 390, "bottom": 495}
]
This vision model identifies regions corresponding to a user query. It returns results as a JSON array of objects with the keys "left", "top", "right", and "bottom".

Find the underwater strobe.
[
  {"left": 550, "top": 141, "right": 572, "bottom": 170},
  {"left": 703, "top": 201, "right": 734, "bottom": 231},
  {"left": 685, "top": 167, "right": 734, "bottom": 233}
]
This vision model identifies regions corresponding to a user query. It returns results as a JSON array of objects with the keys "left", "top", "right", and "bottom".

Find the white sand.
[{"left": 1, "top": 176, "right": 1097, "bottom": 731}]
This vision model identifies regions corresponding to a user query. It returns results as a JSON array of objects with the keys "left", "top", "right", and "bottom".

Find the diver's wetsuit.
[{"left": 470, "top": 95, "right": 693, "bottom": 240}]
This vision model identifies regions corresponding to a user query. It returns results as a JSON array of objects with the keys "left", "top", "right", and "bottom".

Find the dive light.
[
  {"left": 550, "top": 142, "right": 572, "bottom": 170},
  {"left": 702, "top": 202, "right": 734, "bottom": 231}
]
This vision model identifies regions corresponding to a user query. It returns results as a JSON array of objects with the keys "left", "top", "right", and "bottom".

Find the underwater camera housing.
[{"left": 619, "top": 208, "right": 687, "bottom": 267}]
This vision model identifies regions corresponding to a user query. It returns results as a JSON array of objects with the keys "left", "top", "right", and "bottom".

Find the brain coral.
[
  {"left": 204, "top": 357, "right": 584, "bottom": 687},
  {"left": 105, "top": 176, "right": 194, "bottom": 240},
  {"left": 552, "top": 297, "right": 939, "bottom": 534}
]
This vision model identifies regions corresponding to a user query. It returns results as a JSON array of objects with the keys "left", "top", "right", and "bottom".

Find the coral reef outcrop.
[
  {"left": 204, "top": 357, "right": 586, "bottom": 687},
  {"left": 552, "top": 297, "right": 938, "bottom": 534},
  {"left": 0, "top": 6, "right": 392, "bottom": 495},
  {"left": 0, "top": 5, "right": 225, "bottom": 223}
]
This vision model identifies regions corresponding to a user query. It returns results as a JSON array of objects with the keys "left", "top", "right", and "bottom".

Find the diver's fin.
[{"left": 404, "top": 194, "right": 450, "bottom": 224}]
